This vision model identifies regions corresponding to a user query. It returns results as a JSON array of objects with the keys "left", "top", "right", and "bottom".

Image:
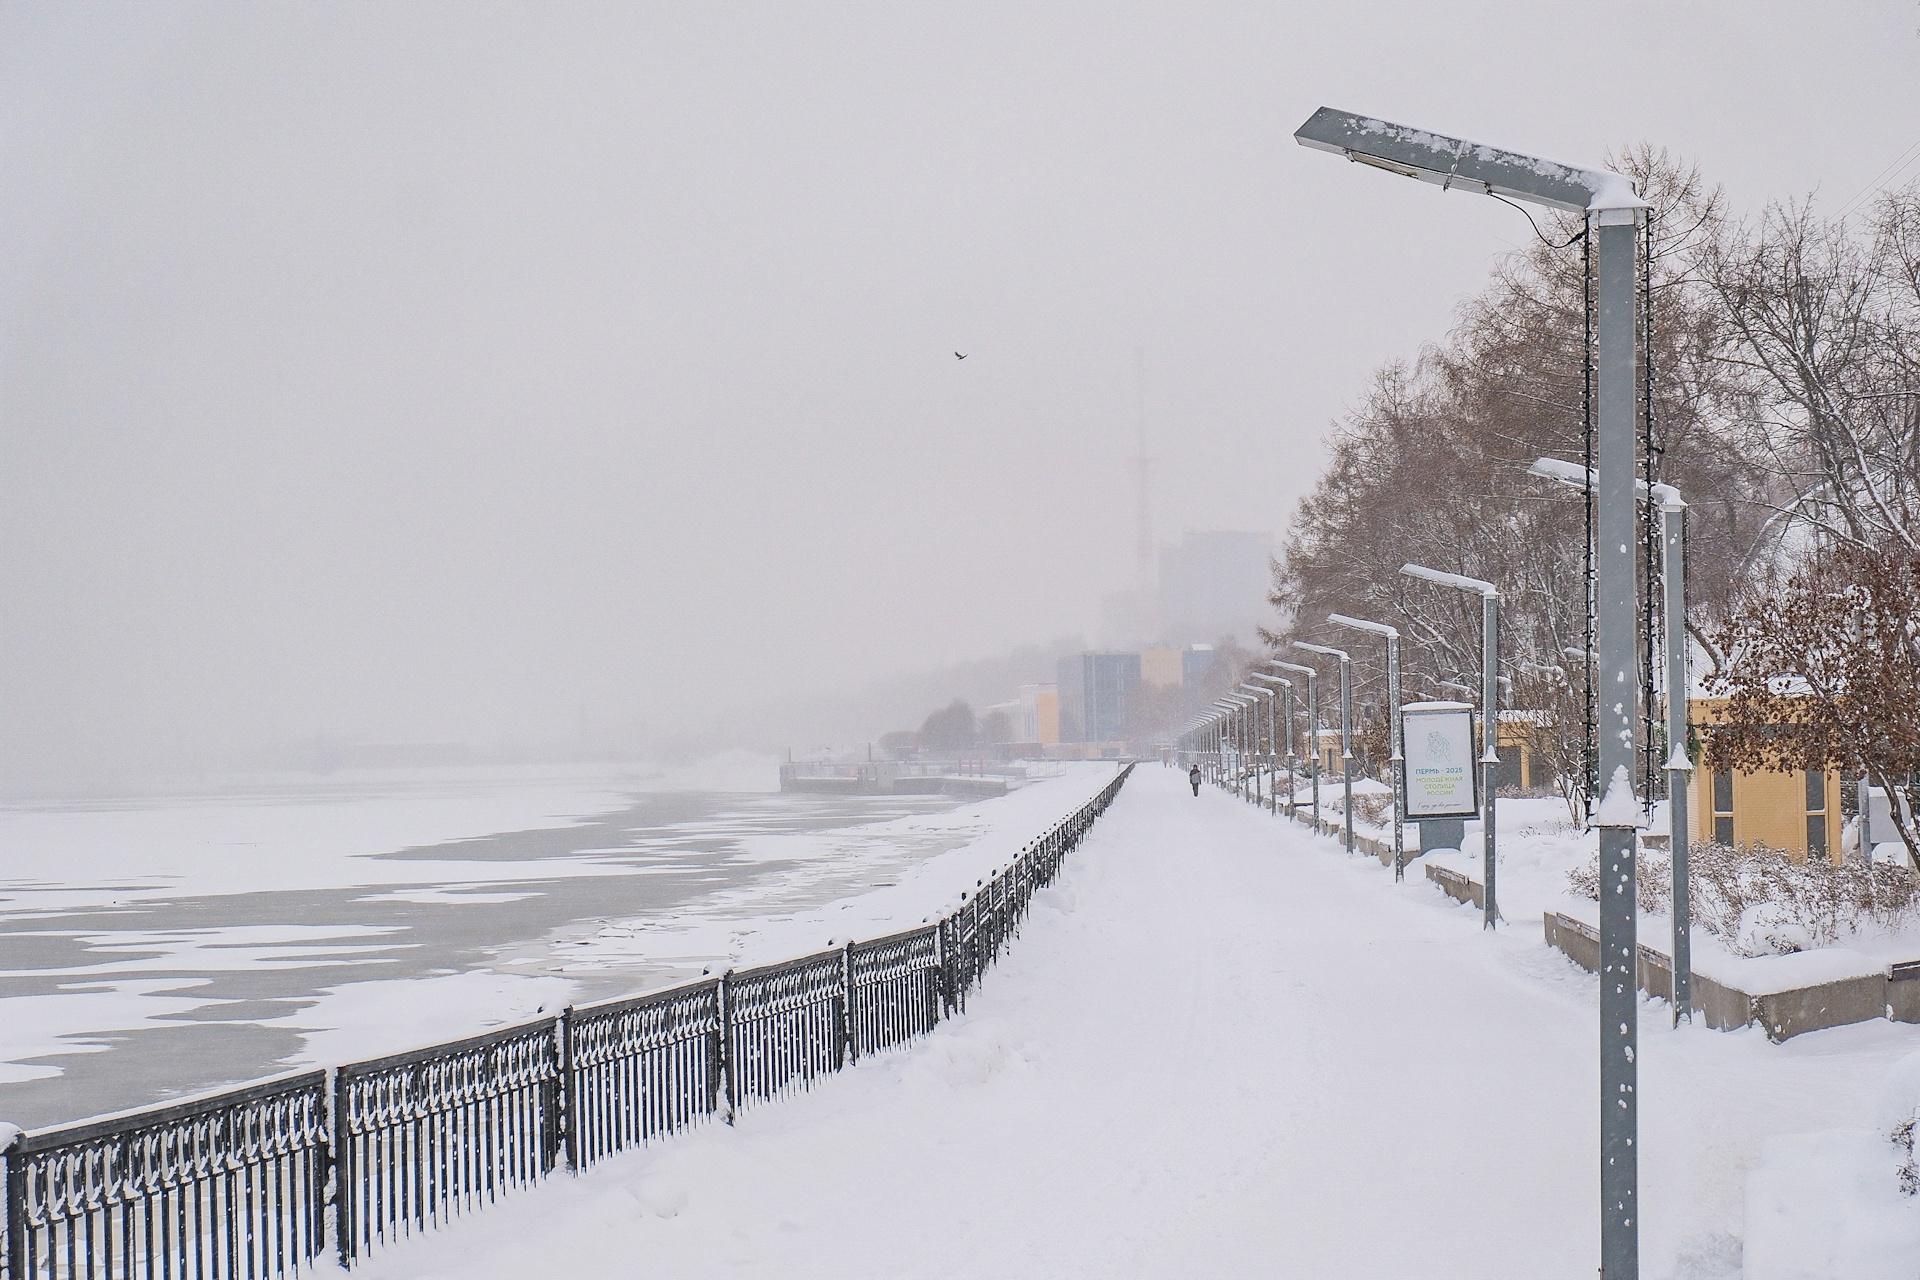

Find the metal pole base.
[{"left": 1599, "top": 824, "right": 1639, "bottom": 1278}]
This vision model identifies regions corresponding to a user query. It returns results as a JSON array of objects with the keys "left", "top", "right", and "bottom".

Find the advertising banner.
[{"left": 1401, "top": 703, "right": 1480, "bottom": 819}]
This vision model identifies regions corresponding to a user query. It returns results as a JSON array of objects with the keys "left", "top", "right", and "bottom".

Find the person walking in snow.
[{"left": 1189, "top": 764, "right": 1202, "bottom": 797}]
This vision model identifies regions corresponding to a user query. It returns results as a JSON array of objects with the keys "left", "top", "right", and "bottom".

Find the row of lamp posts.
[
  {"left": 1180, "top": 107, "right": 1695, "bottom": 1279},
  {"left": 1177, "top": 472, "right": 1690, "bottom": 1280}
]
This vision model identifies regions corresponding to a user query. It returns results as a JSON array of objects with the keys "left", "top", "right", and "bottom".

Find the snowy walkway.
[{"left": 356, "top": 765, "right": 1919, "bottom": 1279}]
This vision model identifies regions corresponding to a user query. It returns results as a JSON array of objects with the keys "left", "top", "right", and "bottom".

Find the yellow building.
[
  {"left": 1311, "top": 728, "right": 1344, "bottom": 776},
  {"left": 1018, "top": 683, "right": 1061, "bottom": 746},
  {"left": 1140, "top": 646, "right": 1186, "bottom": 690},
  {"left": 1492, "top": 712, "right": 1553, "bottom": 794},
  {"left": 1687, "top": 696, "right": 1842, "bottom": 861},
  {"left": 1035, "top": 689, "right": 1060, "bottom": 746}
]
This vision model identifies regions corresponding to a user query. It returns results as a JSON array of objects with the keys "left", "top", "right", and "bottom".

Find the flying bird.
[{"left": 954, "top": 351, "right": 968, "bottom": 360}]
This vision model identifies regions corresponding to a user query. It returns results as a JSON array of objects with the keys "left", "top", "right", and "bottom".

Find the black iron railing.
[
  {"left": 2, "top": 764, "right": 1132, "bottom": 1278},
  {"left": 847, "top": 926, "right": 941, "bottom": 1058},
  {"left": 563, "top": 981, "right": 722, "bottom": 1171},
  {"left": 330, "top": 1018, "right": 563, "bottom": 1263},
  {"left": 2, "top": 1071, "right": 329, "bottom": 1280}
]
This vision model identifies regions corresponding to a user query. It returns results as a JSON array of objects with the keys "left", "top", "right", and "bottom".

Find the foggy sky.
[{"left": 3, "top": 2, "right": 1916, "bottom": 785}]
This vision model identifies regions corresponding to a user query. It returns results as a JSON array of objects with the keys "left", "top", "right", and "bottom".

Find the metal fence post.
[
  {"left": 330, "top": 1067, "right": 353, "bottom": 1268},
  {"left": 716, "top": 970, "right": 738, "bottom": 1125},
  {"left": 557, "top": 1008, "right": 578, "bottom": 1172},
  {"left": 5, "top": 1131, "right": 25, "bottom": 1280},
  {"left": 933, "top": 917, "right": 951, "bottom": 1019},
  {"left": 838, "top": 943, "right": 855, "bottom": 1068},
  {"left": 541, "top": 1018, "right": 565, "bottom": 1175}
]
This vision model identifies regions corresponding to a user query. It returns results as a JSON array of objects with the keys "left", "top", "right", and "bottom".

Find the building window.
[
  {"left": 1710, "top": 769, "right": 1734, "bottom": 846},
  {"left": 1806, "top": 769, "right": 1828, "bottom": 857}
]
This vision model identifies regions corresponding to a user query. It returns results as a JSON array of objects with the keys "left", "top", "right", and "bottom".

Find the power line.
[{"left": 1836, "top": 136, "right": 1920, "bottom": 220}]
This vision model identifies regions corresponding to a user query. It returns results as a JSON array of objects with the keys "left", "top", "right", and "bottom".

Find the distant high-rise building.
[
  {"left": 1157, "top": 529, "right": 1274, "bottom": 646},
  {"left": 1181, "top": 643, "right": 1220, "bottom": 688},
  {"left": 1056, "top": 652, "right": 1142, "bottom": 744}
]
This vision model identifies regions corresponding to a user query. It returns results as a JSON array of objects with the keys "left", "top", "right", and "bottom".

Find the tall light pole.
[
  {"left": 1402, "top": 563, "right": 1501, "bottom": 929},
  {"left": 1296, "top": 642, "right": 1355, "bottom": 856},
  {"left": 1271, "top": 660, "right": 1321, "bottom": 829},
  {"left": 1241, "top": 683, "right": 1275, "bottom": 810},
  {"left": 1212, "top": 700, "right": 1238, "bottom": 787},
  {"left": 1251, "top": 673, "right": 1294, "bottom": 814},
  {"left": 1228, "top": 693, "right": 1256, "bottom": 801},
  {"left": 1213, "top": 694, "right": 1244, "bottom": 794},
  {"left": 1299, "top": 107, "right": 1649, "bottom": 1278},
  {"left": 1532, "top": 458, "right": 1694, "bottom": 1025},
  {"left": 1208, "top": 709, "right": 1227, "bottom": 783},
  {"left": 1328, "top": 613, "right": 1405, "bottom": 880}
]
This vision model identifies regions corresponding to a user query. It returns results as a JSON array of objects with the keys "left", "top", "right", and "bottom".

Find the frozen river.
[{"left": 0, "top": 762, "right": 1071, "bottom": 1130}]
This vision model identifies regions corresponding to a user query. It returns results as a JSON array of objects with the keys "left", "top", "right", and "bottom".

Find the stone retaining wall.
[{"left": 1542, "top": 910, "right": 1915, "bottom": 1042}]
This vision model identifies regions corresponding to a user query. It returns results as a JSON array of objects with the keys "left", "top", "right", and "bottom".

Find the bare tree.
[
  {"left": 1704, "top": 185, "right": 1920, "bottom": 564},
  {"left": 1271, "top": 149, "right": 1759, "bottom": 812}
]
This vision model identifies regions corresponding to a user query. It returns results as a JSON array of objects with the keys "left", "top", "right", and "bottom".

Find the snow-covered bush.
[
  {"left": 1351, "top": 793, "right": 1393, "bottom": 827},
  {"left": 1567, "top": 841, "right": 1920, "bottom": 957}
]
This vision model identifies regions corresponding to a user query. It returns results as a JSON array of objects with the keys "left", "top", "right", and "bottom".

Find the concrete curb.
[
  {"left": 1223, "top": 778, "right": 1920, "bottom": 1045},
  {"left": 1542, "top": 910, "right": 1915, "bottom": 1042}
]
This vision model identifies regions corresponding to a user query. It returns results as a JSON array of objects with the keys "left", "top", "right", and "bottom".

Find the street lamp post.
[
  {"left": 1328, "top": 613, "right": 1405, "bottom": 880},
  {"left": 1296, "top": 642, "right": 1355, "bottom": 857},
  {"left": 1283, "top": 680, "right": 1297, "bottom": 810},
  {"left": 1214, "top": 706, "right": 1228, "bottom": 788},
  {"left": 1271, "top": 660, "right": 1321, "bottom": 829},
  {"left": 1230, "top": 693, "right": 1256, "bottom": 802},
  {"left": 1219, "top": 696, "right": 1253, "bottom": 798},
  {"left": 1532, "top": 458, "right": 1695, "bottom": 1025},
  {"left": 1241, "top": 683, "right": 1275, "bottom": 810},
  {"left": 1212, "top": 700, "right": 1239, "bottom": 788},
  {"left": 1240, "top": 691, "right": 1263, "bottom": 804},
  {"left": 1401, "top": 563, "right": 1501, "bottom": 929},
  {"left": 1217, "top": 708, "right": 1231, "bottom": 785},
  {"left": 1251, "top": 673, "right": 1294, "bottom": 815},
  {"left": 1299, "top": 107, "right": 1649, "bottom": 1277}
]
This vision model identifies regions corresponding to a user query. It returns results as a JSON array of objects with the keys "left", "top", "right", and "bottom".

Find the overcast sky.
[{"left": 3, "top": 1, "right": 1916, "bottom": 783}]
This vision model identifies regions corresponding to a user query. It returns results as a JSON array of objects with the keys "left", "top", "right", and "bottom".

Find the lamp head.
[
  {"left": 1531, "top": 456, "right": 1687, "bottom": 511},
  {"left": 1400, "top": 562, "right": 1498, "bottom": 599},
  {"left": 1326, "top": 612, "right": 1398, "bottom": 640},
  {"left": 1293, "top": 107, "right": 1645, "bottom": 215}
]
